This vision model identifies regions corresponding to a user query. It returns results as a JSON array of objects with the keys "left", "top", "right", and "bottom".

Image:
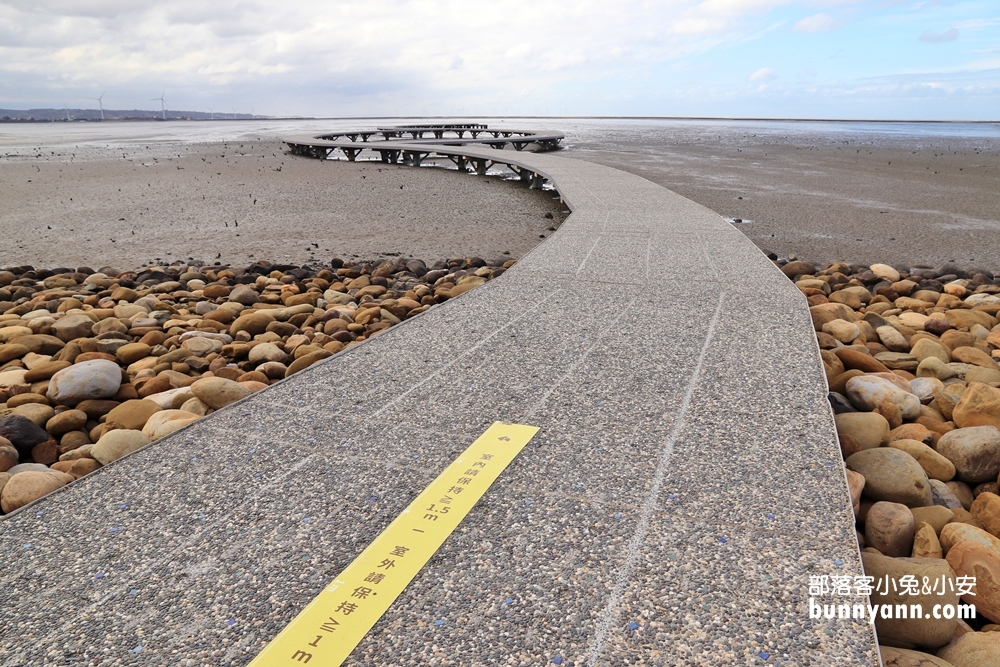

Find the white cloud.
[
  {"left": 953, "top": 18, "right": 1000, "bottom": 30},
  {"left": 671, "top": 0, "right": 791, "bottom": 35},
  {"left": 919, "top": 28, "right": 959, "bottom": 43},
  {"left": 793, "top": 13, "right": 840, "bottom": 32},
  {"left": 0, "top": 0, "right": 994, "bottom": 118},
  {"left": 2, "top": 0, "right": 800, "bottom": 113}
]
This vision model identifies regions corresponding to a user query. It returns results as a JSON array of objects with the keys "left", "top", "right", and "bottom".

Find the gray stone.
[
  {"left": 6, "top": 462, "right": 54, "bottom": 475},
  {"left": 0, "top": 414, "right": 51, "bottom": 457},
  {"left": 846, "top": 374, "right": 921, "bottom": 419},
  {"left": 930, "top": 479, "right": 965, "bottom": 510},
  {"left": 47, "top": 359, "right": 123, "bottom": 406},
  {"left": 228, "top": 285, "right": 260, "bottom": 306}
]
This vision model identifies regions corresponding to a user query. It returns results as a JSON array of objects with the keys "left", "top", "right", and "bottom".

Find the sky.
[{"left": 0, "top": 0, "right": 998, "bottom": 120}]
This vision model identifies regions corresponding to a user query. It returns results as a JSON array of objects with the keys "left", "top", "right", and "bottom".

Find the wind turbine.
[
  {"left": 150, "top": 92, "right": 166, "bottom": 120},
  {"left": 231, "top": 107, "right": 236, "bottom": 119},
  {"left": 63, "top": 104, "right": 70, "bottom": 121},
  {"left": 208, "top": 107, "right": 214, "bottom": 120},
  {"left": 91, "top": 92, "right": 105, "bottom": 120}
]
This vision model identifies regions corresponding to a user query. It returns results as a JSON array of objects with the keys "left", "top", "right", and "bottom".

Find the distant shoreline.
[{"left": 2, "top": 112, "right": 998, "bottom": 124}]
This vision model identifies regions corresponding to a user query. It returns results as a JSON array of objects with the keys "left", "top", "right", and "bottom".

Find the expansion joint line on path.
[
  {"left": 361, "top": 287, "right": 563, "bottom": 425},
  {"left": 41, "top": 291, "right": 561, "bottom": 645},
  {"left": 29, "top": 452, "right": 322, "bottom": 647},
  {"left": 586, "top": 290, "right": 726, "bottom": 666},
  {"left": 524, "top": 220, "right": 650, "bottom": 421},
  {"left": 523, "top": 290, "right": 644, "bottom": 422}
]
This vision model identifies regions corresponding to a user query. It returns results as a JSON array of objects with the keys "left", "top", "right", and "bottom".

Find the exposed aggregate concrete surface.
[{"left": 0, "top": 146, "right": 875, "bottom": 666}]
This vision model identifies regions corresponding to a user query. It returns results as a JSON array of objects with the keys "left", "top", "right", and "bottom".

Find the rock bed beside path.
[
  {"left": 8, "top": 248, "right": 1000, "bottom": 665},
  {"left": 782, "top": 257, "right": 1000, "bottom": 666},
  {"left": 0, "top": 255, "right": 512, "bottom": 514}
]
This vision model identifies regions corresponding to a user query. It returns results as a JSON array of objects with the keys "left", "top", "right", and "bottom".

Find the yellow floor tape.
[{"left": 249, "top": 421, "right": 540, "bottom": 666}]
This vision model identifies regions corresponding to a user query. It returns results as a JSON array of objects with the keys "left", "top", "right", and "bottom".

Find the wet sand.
[
  {"left": 2, "top": 122, "right": 999, "bottom": 271},
  {"left": 564, "top": 123, "right": 1000, "bottom": 269},
  {"left": 0, "top": 140, "right": 567, "bottom": 268}
]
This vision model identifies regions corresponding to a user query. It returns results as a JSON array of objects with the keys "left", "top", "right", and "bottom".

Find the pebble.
[
  {"left": 50, "top": 313, "right": 95, "bottom": 342},
  {"left": 0, "top": 414, "right": 51, "bottom": 457},
  {"left": 105, "top": 399, "right": 162, "bottom": 431},
  {"left": 911, "top": 521, "right": 942, "bottom": 558},
  {"left": 953, "top": 382, "right": 1000, "bottom": 429},
  {"left": 936, "top": 426, "right": 1000, "bottom": 484},
  {"left": 45, "top": 409, "right": 87, "bottom": 437},
  {"left": 790, "top": 258, "right": 1000, "bottom": 652},
  {"left": 141, "top": 410, "right": 200, "bottom": 439},
  {"left": 971, "top": 492, "right": 1000, "bottom": 537},
  {"left": 182, "top": 336, "right": 223, "bottom": 356},
  {"left": 864, "top": 501, "right": 915, "bottom": 557},
  {"left": 862, "top": 551, "right": 957, "bottom": 649},
  {"left": 0, "top": 470, "right": 73, "bottom": 513},
  {"left": 846, "top": 469, "right": 865, "bottom": 514},
  {"left": 0, "top": 257, "right": 507, "bottom": 513},
  {"left": 248, "top": 342, "right": 287, "bottom": 365},
  {"left": 190, "top": 377, "right": 252, "bottom": 409},
  {"left": 846, "top": 448, "right": 932, "bottom": 507},
  {"left": 946, "top": 481, "right": 976, "bottom": 510},
  {"left": 909, "top": 376, "right": 943, "bottom": 402},
  {"left": 878, "top": 647, "right": 954, "bottom": 667},
  {"left": 833, "top": 412, "right": 889, "bottom": 450},
  {"left": 939, "top": 522, "right": 1000, "bottom": 556},
  {"left": 0, "top": 438, "right": 16, "bottom": 471},
  {"left": 6, "top": 462, "right": 54, "bottom": 475},
  {"left": 91, "top": 429, "right": 151, "bottom": 465},
  {"left": 870, "top": 263, "right": 901, "bottom": 283},
  {"left": 946, "top": 541, "right": 1000, "bottom": 624},
  {"left": 822, "top": 319, "right": 860, "bottom": 343},
  {"left": 888, "top": 438, "right": 956, "bottom": 481},
  {"left": 876, "top": 325, "right": 909, "bottom": 352},
  {"left": 845, "top": 374, "right": 921, "bottom": 420},
  {"left": 910, "top": 337, "right": 951, "bottom": 364},
  {"left": 47, "top": 359, "right": 123, "bottom": 405},
  {"left": 937, "top": 631, "right": 1000, "bottom": 666},
  {"left": 930, "top": 478, "right": 965, "bottom": 511},
  {"left": 11, "top": 402, "right": 55, "bottom": 428}
]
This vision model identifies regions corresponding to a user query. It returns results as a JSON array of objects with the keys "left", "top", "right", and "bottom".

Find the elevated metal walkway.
[{"left": 284, "top": 123, "right": 565, "bottom": 160}]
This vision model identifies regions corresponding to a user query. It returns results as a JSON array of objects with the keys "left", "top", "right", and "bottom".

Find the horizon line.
[{"left": 2, "top": 110, "right": 998, "bottom": 124}]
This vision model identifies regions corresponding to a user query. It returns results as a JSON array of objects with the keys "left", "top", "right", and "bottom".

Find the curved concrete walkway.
[{"left": 0, "top": 147, "right": 877, "bottom": 666}]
